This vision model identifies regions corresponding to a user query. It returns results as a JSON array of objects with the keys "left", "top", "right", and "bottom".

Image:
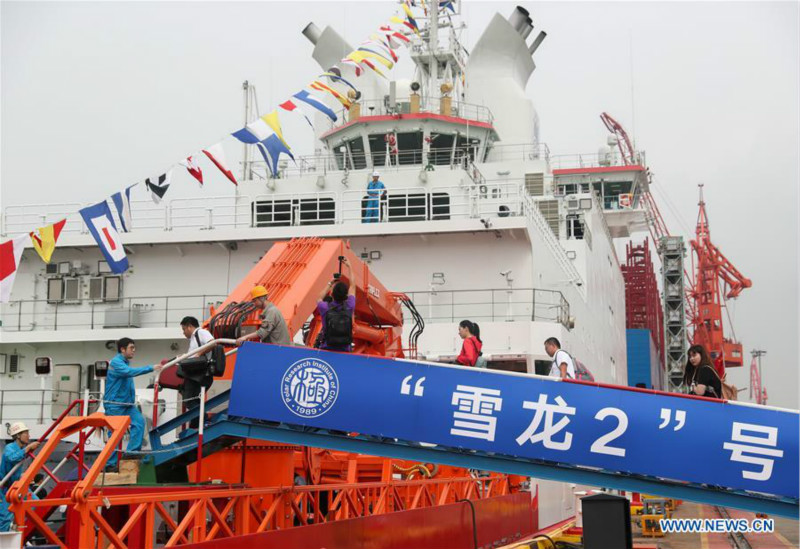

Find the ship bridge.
[
  {"left": 318, "top": 93, "right": 499, "bottom": 171},
  {"left": 551, "top": 152, "right": 650, "bottom": 239}
]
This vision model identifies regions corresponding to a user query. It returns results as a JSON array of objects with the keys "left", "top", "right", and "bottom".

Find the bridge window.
[
  {"left": 397, "top": 132, "right": 423, "bottom": 165},
  {"left": 334, "top": 137, "right": 368, "bottom": 170},
  {"left": 429, "top": 133, "right": 454, "bottom": 165},
  {"left": 368, "top": 134, "right": 387, "bottom": 168}
]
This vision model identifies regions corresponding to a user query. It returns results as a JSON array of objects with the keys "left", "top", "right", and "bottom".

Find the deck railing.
[
  {"left": 1, "top": 287, "right": 569, "bottom": 333},
  {"left": 0, "top": 294, "right": 228, "bottom": 332}
]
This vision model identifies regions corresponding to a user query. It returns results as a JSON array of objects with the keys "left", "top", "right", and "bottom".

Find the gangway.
[{"left": 146, "top": 343, "right": 799, "bottom": 519}]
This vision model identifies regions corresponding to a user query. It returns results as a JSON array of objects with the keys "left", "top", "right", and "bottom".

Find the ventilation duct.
[
  {"left": 529, "top": 31, "right": 547, "bottom": 55},
  {"left": 302, "top": 23, "right": 322, "bottom": 45},
  {"left": 520, "top": 18, "right": 534, "bottom": 40},
  {"left": 508, "top": 6, "right": 530, "bottom": 34}
]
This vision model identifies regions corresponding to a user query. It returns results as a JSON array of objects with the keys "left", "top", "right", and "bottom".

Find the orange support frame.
[
  {"left": 7, "top": 413, "right": 129, "bottom": 549},
  {"left": 12, "top": 476, "right": 510, "bottom": 548}
]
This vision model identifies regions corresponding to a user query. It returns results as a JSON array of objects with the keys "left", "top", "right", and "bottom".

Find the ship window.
[
  {"left": 368, "top": 134, "right": 387, "bottom": 168},
  {"left": 374, "top": 192, "right": 450, "bottom": 222},
  {"left": 298, "top": 197, "right": 336, "bottom": 226},
  {"left": 252, "top": 198, "right": 335, "bottom": 227},
  {"left": 566, "top": 214, "right": 585, "bottom": 240},
  {"left": 252, "top": 199, "right": 292, "bottom": 227},
  {"left": 347, "top": 137, "right": 368, "bottom": 170},
  {"left": 560, "top": 183, "right": 579, "bottom": 195},
  {"left": 430, "top": 192, "right": 450, "bottom": 220},
  {"left": 387, "top": 193, "right": 427, "bottom": 222},
  {"left": 428, "top": 133, "right": 454, "bottom": 165},
  {"left": 397, "top": 132, "right": 423, "bottom": 165}
]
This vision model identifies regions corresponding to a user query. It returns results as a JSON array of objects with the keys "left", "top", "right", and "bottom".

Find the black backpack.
[{"left": 324, "top": 303, "right": 353, "bottom": 348}]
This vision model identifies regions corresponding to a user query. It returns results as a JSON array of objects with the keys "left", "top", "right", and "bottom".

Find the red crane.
[
  {"left": 688, "top": 184, "right": 752, "bottom": 375},
  {"left": 600, "top": 113, "right": 669, "bottom": 244},
  {"left": 750, "top": 355, "right": 768, "bottom": 405}
]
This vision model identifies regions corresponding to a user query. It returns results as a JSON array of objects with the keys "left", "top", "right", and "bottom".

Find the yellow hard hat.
[
  {"left": 8, "top": 422, "right": 29, "bottom": 437},
  {"left": 251, "top": 286, "right": 268, "bottom": 299}
]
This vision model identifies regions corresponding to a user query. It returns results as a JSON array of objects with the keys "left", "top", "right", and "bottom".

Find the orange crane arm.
[{"left": 207, "top": 238, "right": 409, "bottom": 378}]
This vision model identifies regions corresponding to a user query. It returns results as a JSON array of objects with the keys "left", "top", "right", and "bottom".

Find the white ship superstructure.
[{"left": 0, "top": 4, "right": 649, "bottom": 528}]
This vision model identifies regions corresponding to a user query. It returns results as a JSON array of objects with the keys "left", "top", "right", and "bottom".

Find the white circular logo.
[{"left": 281, "top": 358, "right": 339, "bottom": 418}]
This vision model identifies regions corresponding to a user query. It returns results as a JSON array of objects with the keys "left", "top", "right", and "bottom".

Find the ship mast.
[{"left": 409, "top": 2, "right": 467, "bottom": 106}]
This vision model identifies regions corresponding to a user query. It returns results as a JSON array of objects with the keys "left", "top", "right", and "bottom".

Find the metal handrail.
[
  {"left": 1, "top": 294, "right": 228, "bottom": 333},
  {"left": 151, "top": 338, "right": 238, "bottom": 427},
  {"left": 331, "top": 96, "right": 494, "bottom": 126}
]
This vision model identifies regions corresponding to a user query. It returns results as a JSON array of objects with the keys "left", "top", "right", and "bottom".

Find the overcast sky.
[{"left": 1, "top": 1, "right": 798, "bottom": 408}]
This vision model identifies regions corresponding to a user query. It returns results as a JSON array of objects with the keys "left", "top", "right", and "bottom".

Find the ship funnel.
[
  {"left": 302, "top": 22, "right": 322, "bottom": 45},
  {"left": 520, "top": 17, "right": 534, "bottom": 40},
  {"left": 508, "top": 6, "right": 531, "bottom": 34},
  {"left": 528, "top": 30, "right": 547, "bottom": 55}
]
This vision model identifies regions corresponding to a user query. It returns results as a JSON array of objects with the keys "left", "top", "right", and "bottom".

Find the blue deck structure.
[{"left": 627, "top": 328, "right": 662, "bottom": 390}]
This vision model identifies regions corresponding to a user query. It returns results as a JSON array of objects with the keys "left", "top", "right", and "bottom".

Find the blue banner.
[{"left": 229, "top": 344, "right": 799, "bottom": 500}]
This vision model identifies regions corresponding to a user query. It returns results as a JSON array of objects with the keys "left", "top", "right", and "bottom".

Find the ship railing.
[
  {"left": 550, "top": 150, "right": 646, "bottom": 170},
  {"left": 0, "top": 389, "right": 92, "bottom": 426},
  {"left": 245, "top": 143, "right": 551, "bottom": 180},
  {"left": 0, "top": 286, "right": 571, "bottom": 334},
  {"left": 327, "top": 97, "right": 495, "bottom": 129},
  {"left": 484, "top": 143, "right": 551, "bottom": 163},
  {"left": 166, "top": 195, "right": 253, "bottom": 230},
  {"left": 401, "top": 288, "right": 571, "bottom": 327},
  {"left": 520, "top": 193, "right": 586, "bottom": 294},
  {"left": 0, "top": 294, "right": 228, "bottom": 332}
]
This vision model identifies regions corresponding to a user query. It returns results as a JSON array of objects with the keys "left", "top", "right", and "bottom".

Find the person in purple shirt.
[{"left": 316, "top": 258, "right": 356, "bottom": 352}]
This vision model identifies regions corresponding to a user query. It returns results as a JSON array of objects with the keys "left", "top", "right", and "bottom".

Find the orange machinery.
[{"left": 184, "top": 237, "right": 460, "bottom": 490}]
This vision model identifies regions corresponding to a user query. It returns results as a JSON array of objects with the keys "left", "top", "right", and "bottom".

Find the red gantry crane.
[
  {"left": 600, "top": 113, "right": 752, "bottom": 391},
  {"left": 689, "top": 184, "right": 752, "bottom": 375}
]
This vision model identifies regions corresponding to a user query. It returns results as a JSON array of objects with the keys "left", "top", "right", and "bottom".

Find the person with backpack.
[
  {"left": 544, "top": 337, "right": 576, "bottom": 379},
  {"left": 684, "top": 344, "right": 722, "bottom": 399},
  {"left": 316, "top": 258, "right": 355, "bottom": 352},
  {"left": 457, "top": 320, "right": 486, "bottom": 368}
]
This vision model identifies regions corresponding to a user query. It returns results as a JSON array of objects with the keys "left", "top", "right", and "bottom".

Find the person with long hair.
[
  {"left": 683, "top": 344, "right": 722, "bottom": 398},
  {"left": 456, "top": 320, "right": 483, "bottom": 366}
]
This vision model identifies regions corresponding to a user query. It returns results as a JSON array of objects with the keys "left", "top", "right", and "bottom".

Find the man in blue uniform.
[
  {"left": 363, "top": 171, "right": 386, "bottom": 223},
  {"left": 1, "top": 422, "right": 40, "bottom": 531},
  {"left": 104, "top": 337, "right": 163, "bottom": 470}
]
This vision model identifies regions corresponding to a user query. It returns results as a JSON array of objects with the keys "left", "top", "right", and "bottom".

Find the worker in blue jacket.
[
  {"left": 0, "top": 422, "right": 40, "bottom": 531},
  {"left": 363, "top": 171, "right": 386, "bottom": 223},
  {"left": 104, "top": 337, "right": 163, "bottom": 470}
]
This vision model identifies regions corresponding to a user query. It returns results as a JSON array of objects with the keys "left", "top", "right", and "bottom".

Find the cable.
[{"left": 456, "top": 498, "right": 478, "bottom": 549}]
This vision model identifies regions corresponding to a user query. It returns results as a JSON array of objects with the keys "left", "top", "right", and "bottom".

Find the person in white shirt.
[
  {"left": 182, "top": 316, "right": 214, "bottom": 356},
  {"left": 544, "top": 337, "right": 576, "bottom": 379},
  {"left": 179, "top": 316, "right": 214, "bottom": 429}
]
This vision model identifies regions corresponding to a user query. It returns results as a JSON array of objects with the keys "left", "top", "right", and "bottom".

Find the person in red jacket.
[{"left": 456, "top": 320, "right": 483, "bottom": 366}]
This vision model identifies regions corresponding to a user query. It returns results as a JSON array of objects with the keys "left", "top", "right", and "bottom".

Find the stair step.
[{"left": 95, "top": 459, "right": 139, "bottom": 486}]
